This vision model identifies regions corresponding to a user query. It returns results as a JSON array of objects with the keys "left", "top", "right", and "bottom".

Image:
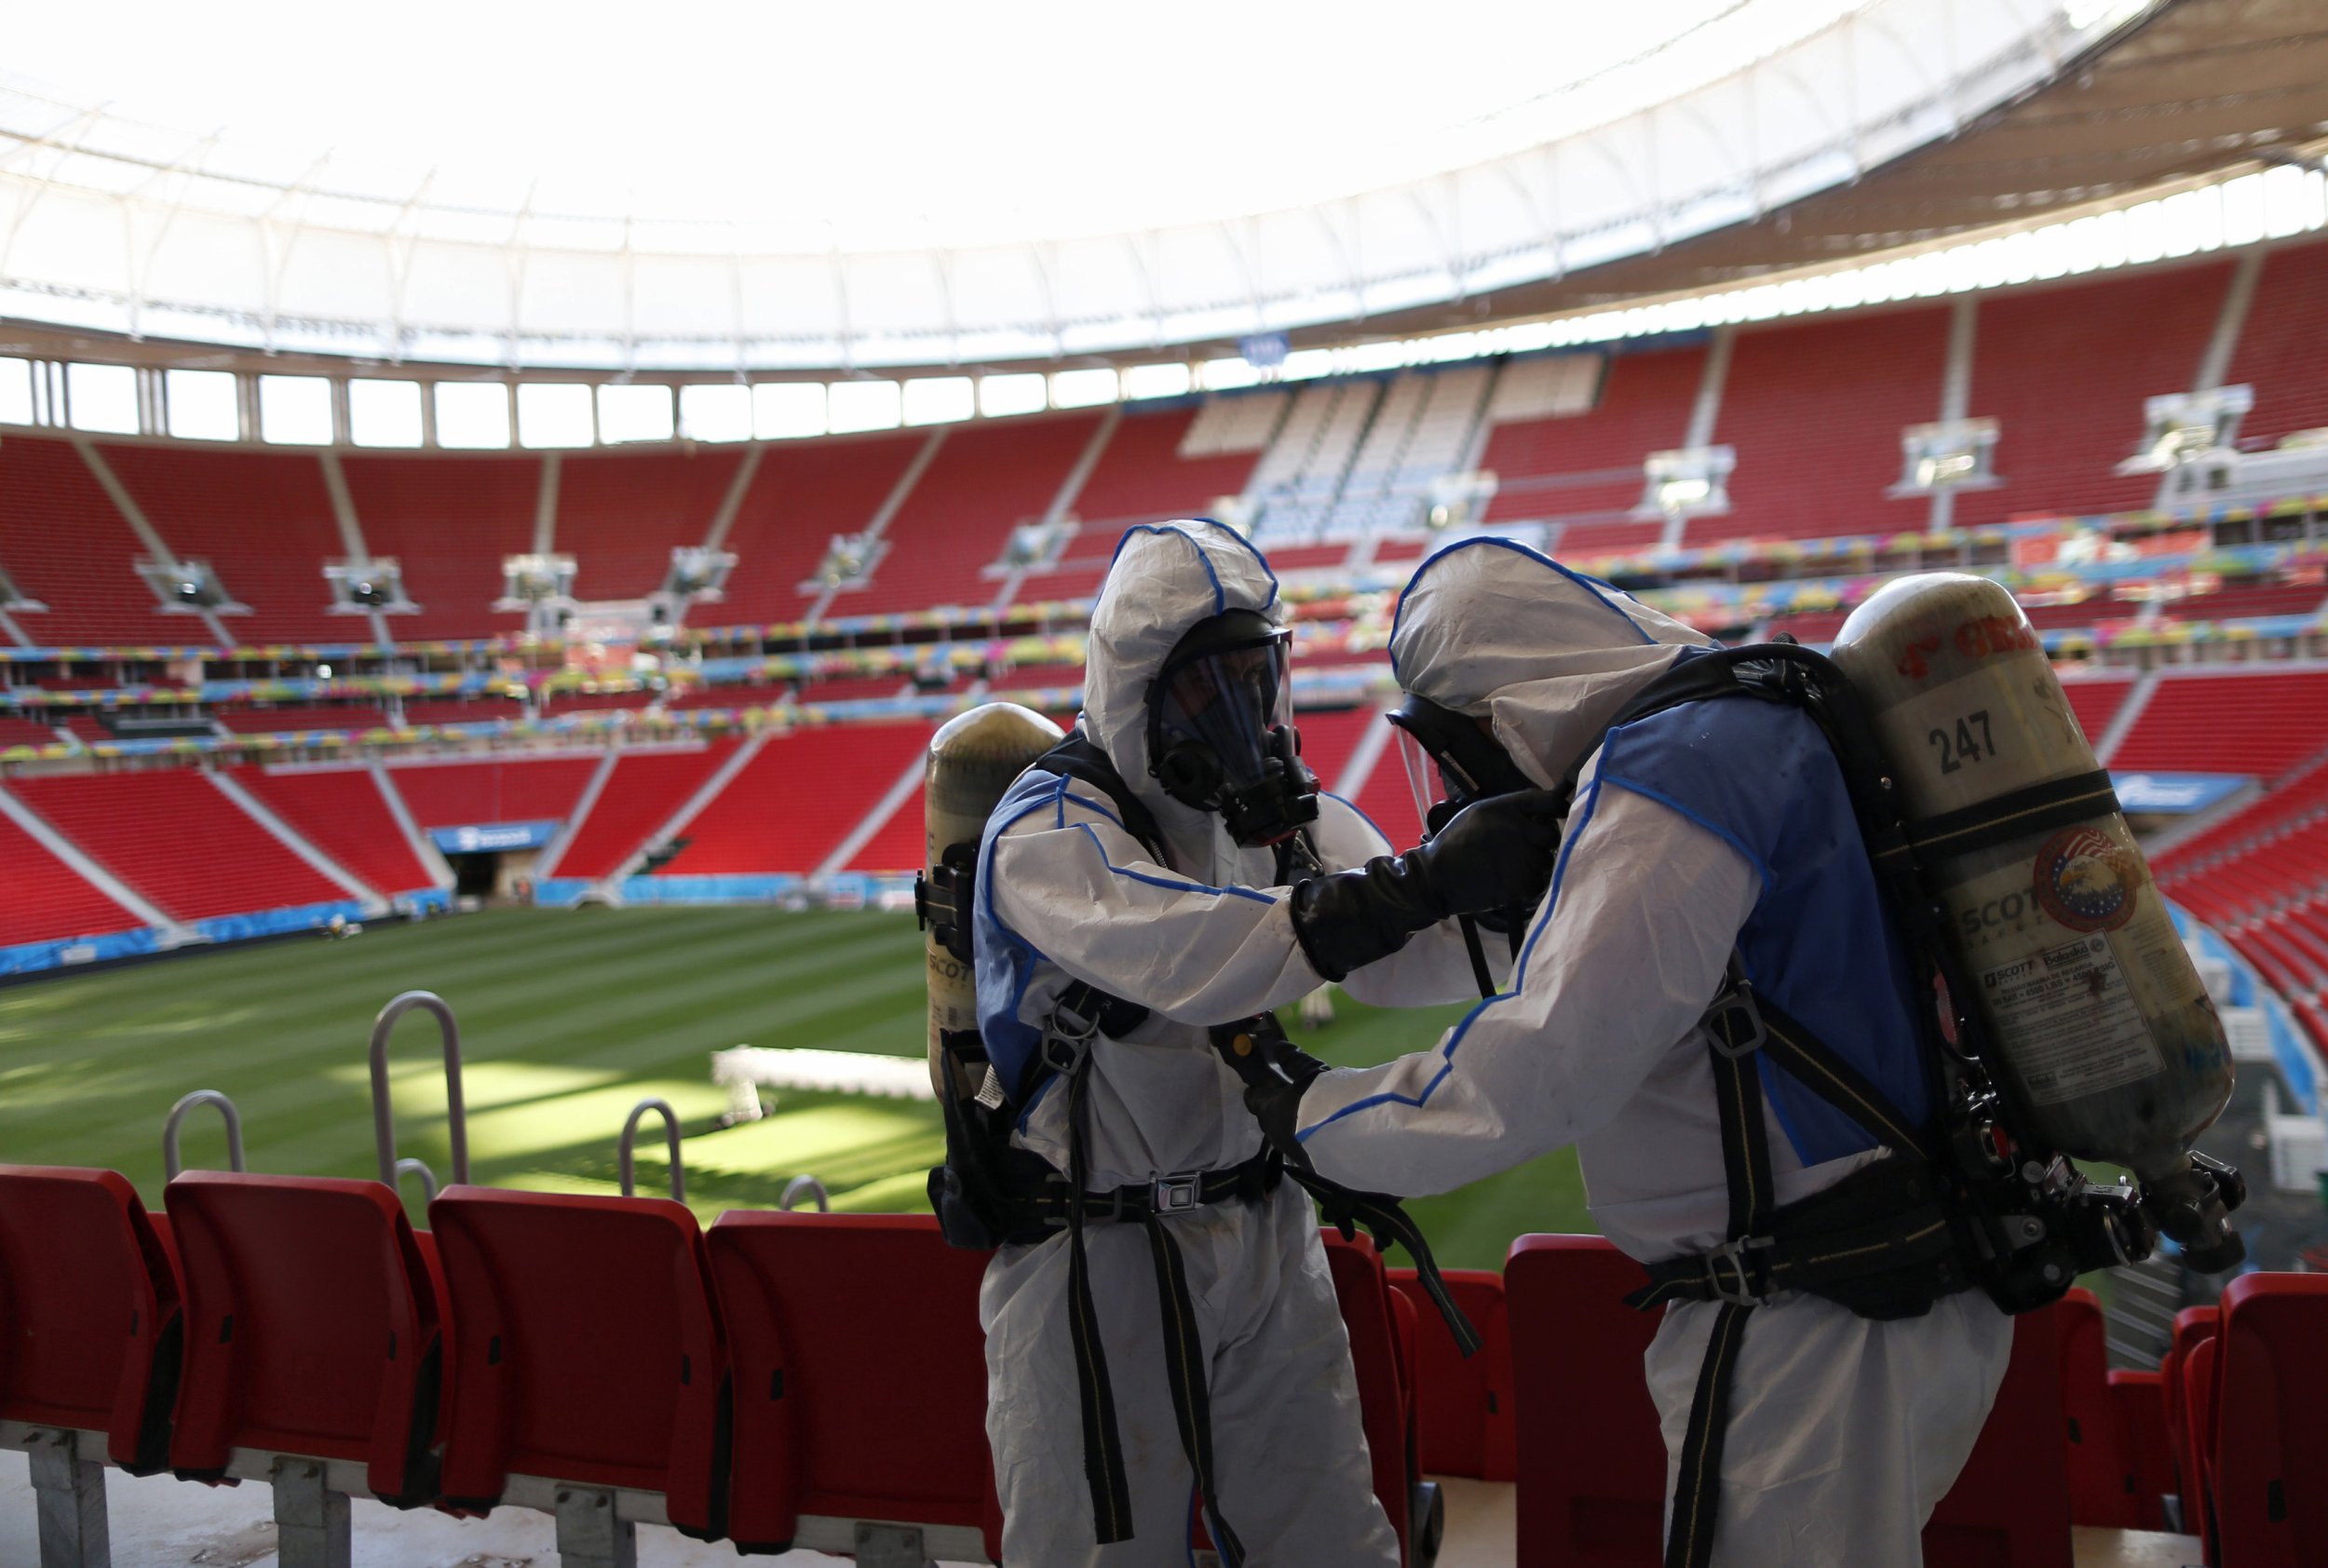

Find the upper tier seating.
[
  {"left": 0, "top": 436, "right": 173, "bottom": 645},
  {"left": 10, "top": 769, "right": 346, "bottom": 921},
  {"left": 708, "top": 433, "right": 923, "bottom": 628},
  {"left": 2158, "top": 582, "right": 2328, "bottom": 623},
  {"left": 2224, "top": 241, "right": 2328, "bottom": 450},
  {"left": 1480, "top": 345, "right": 1702, "bottom": 558},
  {"left": 556, "top": 447, "right": 748, "bottom": 603},
  {"left": 841, "top": 780, "right": 925, "bottom": 874},
  {"left": 842, "top": 417, "right": 1098, "bottom": 615},
  {"left": 384, "top": 756, "right": 599, "bottom": 830},
  {"left": 214, "top": 704, "right": 390, "bottom": 734},
  {"left": 0, "top": 805, "right": 143, "bottom": 946},
  {"left": 2108, "top": 670, "right": 2328, "bottom": 777},
  {"left": 100, "top": 444, "right": 353, "bottom": 644},
  {"left": 553, "top": 743, "right": 737, "bottom": 879},
  {"left": 0, "top": 714, "right": 65, "bottom": 749},
  {"left": 2059, "top": 674, "right": 2136, "bottom": 749},
  {"left": 399, "top": 697, "right": 524, "bottom": 726},
  {"left": 542, "top": 690, "right": 655, "bottom": 715},
  {"left": 1069, "top": 404, "right": 1257, "bottom": 530},
  {"left": 339, "top": 453, "right": 538, "bottom": 641},
  {"left": 661, "top": 724, "right": 930, "bottom": 874},
  {"left": 1955, "top": 262, "right": 2234, "bottom": 529},
  {"left": 232, "top": 764, "right": 436, "bottom": 897},
  {"left": 1691, "top": 305, "right": 1948, "bottom": 545}
]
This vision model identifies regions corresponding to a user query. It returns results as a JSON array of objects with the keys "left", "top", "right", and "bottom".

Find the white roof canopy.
[{"left": 0, "top": 0, "right": 2152, "bottom": 372}]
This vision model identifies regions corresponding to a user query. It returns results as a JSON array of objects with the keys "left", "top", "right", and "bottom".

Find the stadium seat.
[
  {"left": 2109, "top": 1368, "right": 2174, "bottom": 1533},
  {"left": 1388, "top": 1265, "right": 1516, "bottom": 1481},
  {"left": 163, "top": 1171, "right": 442, "bottom": 1507},
  {"left": 2178, "top": 1332, "right": 2222, "bottom": 1561},
  {"left": 2164, "top": 1302, "right": 2221, "bottom": 1521},
  {"left": 0, "top": 1166, "right": 183, "bottom": 1473},
  {"left": 2054, "top": 1287, "right": 2137, "bottom": 1526},
  {"left": 2211, "top": 1271, "right": 2328, "bottom": 1567},
  {"left": 427, "top": 1185, "right": 727, "bottom": 1540},
  {"left": 705, "top": 1210, "right": 1003, "bottom": 1562},
  {"left": 1319, "top": 1231, "right": 1433, "bottom": 1567},
  {"left": 1506, "top": 1234, "right": 2073, "bottom": 1567}
]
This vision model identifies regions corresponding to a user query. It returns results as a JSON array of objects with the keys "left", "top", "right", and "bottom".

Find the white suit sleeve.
[
  {"left": 1292, "top": 778, "right": 1762, "bottom": 1196},
  {"left": 1306, "top": 792, "right": 1512, "bottom": 1008},
  {"left": 986, "top": 806, "right": 1326, "bottom": 1024}
]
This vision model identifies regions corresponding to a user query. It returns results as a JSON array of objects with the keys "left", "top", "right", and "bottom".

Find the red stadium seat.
[
  {"left": 2212, "top": 1271, "right": 2328, "bottom": 1567},
  {"left": 2179, "top": 1332, "right": 2222, "bottom": 1560},
  {"left": 163, "top": 1170, "right": 441, "bottom": 1507},
  {"left": 2163, "top": 1302, "right": 2220, "bottom": 1518},
  {"left": 2054, "top": 1287, "right": 2137, "bottom": 1526},
  {"left": 427, "top": 1185, "right": 726, "bottom": 1536},
  {"left": 2108, "top": 1369, "right": 2174, "bottom": 1533},
  {"left": 1388, "top": 1266, "right": 1516, "bottom": 1481},
  {"left": 1506, "top": 1234, "right": 2072, "bottom": 1567},
  {"left": 705, "top": 1211, "right": 1002, "bottom": 1561},
  {"left": 0, "top": 1166, "right": 183, "bottom": 1473},
  {"left": 1319, "top": 1231, "right": 1431, "bottom": 1566}
]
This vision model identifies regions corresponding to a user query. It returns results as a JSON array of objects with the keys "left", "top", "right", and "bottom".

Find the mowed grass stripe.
[{"left": 0, "top": 906, "right": 1594, "bottom": 1271}]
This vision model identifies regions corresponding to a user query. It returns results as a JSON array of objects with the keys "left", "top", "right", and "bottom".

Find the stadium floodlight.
[
  {"left": 2118, "top": 385, "right": 2254, "bottom": 474},
  {"left": 809, "top": 533, "right": 886, "bottom": 590},
  {"left": 496, "top": 555, "right": 579, "bottom": 634},
  {"left": 1635, "top": 446, "right": 1736, "bottom": 521},
  {"left": 136, "top": 559, "right": 243, "bottom": 614},
  {"left": 327, "top": 559, "right": 415, "bottom": 614},
  {"left": 1890, "top": 419, "right": 2003, "bottom": 496},
  {"left": 661, "top": 546, "right": 737, "bottom": 602},
  {"left": 1000, "top": 520, "right": 1071, "bottom": 572}
]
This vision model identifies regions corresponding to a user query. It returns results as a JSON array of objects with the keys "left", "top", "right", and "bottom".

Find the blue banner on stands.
[
  {"left": 616, "top": 874, "right": 805, "bottom": 905},
  {"left": 530, "top": 878, "right": 596, "bottom": 906},
  {"left": 0, "top": 926, "right": 160, "bottom": 978},
  {"left": 2110, "top": 773, "right": 2250, "bottom": 814},
  {"left": 193, "top": 900, "right": 371, "bottom": 945},
  {"left": 430, "top": 819, "right": 561, "bottom": 853}
]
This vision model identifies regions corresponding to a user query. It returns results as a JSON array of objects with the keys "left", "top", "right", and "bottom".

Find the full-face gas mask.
[
  {"left": 1145, "top": 609, "right": 1320, "bottom": 846},
  {"left": 1385, "top": 690, "right": 1536, "bottom": 837}
]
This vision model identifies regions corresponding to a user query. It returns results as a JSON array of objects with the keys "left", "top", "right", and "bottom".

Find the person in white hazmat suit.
[
  {"left": 968, "top": 520, "right": 1561, "bottom": 1567},
  {"left": 1218, "top": 538, "right": 2015, "bottom": 1568}
]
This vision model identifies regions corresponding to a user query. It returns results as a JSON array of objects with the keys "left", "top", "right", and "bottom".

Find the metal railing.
[
  {"left": 618, "top": 1099, "right": 685, "bottom": 1202},
  {"left": 161, "top": 1089, "right": 246, "bottom": 1179},
  {"left": 369, "top": 990, "right": 468, "bottom": 1196}
]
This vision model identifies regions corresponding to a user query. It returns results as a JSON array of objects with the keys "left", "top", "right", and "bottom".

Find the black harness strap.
[
  {"left": 1142, "top": 1216, "right": 1246, "bottom": 1567},
  {"left": 1887, "top": 768, "right": 2122, "bottom": 866},
  {"left": 1288, "top": 1168, "right": 1485, "bottom": 1357},
  {"left": 1061, "top": 1050, "right": 1135, "bottom": 1545}
]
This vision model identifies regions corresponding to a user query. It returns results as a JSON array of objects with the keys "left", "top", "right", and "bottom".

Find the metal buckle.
[
  {"left": 1150, "top": 1173, "right": 1204, "bottom": 1216},
  {"left": 1702, "top": 986, "right": 1766, "bottom": 1060},
  {"left": 1701, "top": 1236, "right": 1773, "bottom": 1305}
]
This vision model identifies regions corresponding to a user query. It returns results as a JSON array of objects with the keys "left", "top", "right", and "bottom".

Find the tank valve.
[{"left": 2141, "top": 1154, "right": 2246, "bottom": 1274}]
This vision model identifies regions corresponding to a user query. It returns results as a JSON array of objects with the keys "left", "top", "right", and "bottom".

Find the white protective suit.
[
  {"left": 1293, "top": 539, "right": 2013, "bottom": 1567},
  {"left": 977, "top": 520, "right": 1489, "bottom": 1567}
]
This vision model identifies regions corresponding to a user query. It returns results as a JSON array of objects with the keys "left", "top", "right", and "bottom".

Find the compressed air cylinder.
[
  {"left": 924, "top": 702, "right": 1064, "bottom": 1097},
  {"left": 1830, "top": 573, "right": 2231, "bottom": 1182}
]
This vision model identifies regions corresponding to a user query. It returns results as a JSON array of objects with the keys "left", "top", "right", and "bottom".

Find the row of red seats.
[
  {"left": 2154, "top": 1282, "right": 2328, "bottom": 1567},
  {"left": 0, "top": 1165, "right": 1437, "bottom": 1565}
]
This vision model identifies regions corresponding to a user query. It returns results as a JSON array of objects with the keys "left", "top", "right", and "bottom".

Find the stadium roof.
[{"left": 0, "top": 0, "right": 2320, "bottom": 375}]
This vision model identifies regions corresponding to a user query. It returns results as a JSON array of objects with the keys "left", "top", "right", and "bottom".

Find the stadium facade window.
[
  {"left": 828, "top": 379, "right": 902, "bottom": 434},
  {"left": 598, "top": 383, "right": 674, "bottom": 443},
  {"left": 902, "top": 376, "right": 974, "bottom": 426},
  {"left": 0, "top": 357, "right": 34, "bottom": 425},
  {"left": 1123, "top": 363, "right": 1192, "bottom": 400},
  {"left": 518, "top": 383, "right": 595, "bottom": 448},
  {"left": 437, "top": 382, "right": 513, "bottom": 449},
  {"left": 259, "top": 374, "right": 332, "bottom": 445},
  {"left": 1049, "top": 368, "right": 1117, "bottom": 410},
  {"left": 680, "top": 384, "right": 752, "bottom": 442},
  {"left": 66, "top": 362, "right": 138, "bottom": 434},
  {"left": 164, "top": 369, "right": 237, "bottom": 440},
  {"left": 1200, "top": 358, "right": 1260, "bottom": 391},
  {"left": 754, "top": 382, "right": 827, "bottom": 439},
  {"left": 980, "top": 373, "right": 1047, "bottom": 418},
  {"left": 349, "top": 379, "right": 425, "bottom": 447}
]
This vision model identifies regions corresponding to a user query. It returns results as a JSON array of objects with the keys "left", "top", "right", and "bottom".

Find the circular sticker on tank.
[{"left": 2031, "top": 826, "right": 2137, "bottom": 933}]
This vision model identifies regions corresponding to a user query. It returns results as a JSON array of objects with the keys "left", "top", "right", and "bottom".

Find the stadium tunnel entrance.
[{"left": 430, "top": 822, "right": 558, "bottom": 903}]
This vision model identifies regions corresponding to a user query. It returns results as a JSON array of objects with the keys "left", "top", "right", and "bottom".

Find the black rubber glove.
[
  {"left": 1211, "top": 1018, "right": 1328, "bottom": 1168},
  {"left": 1290, "top": 789, "right": 1563, "bottom": 981}
]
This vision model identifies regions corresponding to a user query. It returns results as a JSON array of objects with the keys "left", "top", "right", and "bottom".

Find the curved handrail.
[
  {"left": 162, "top": 1090, "right": 247, "bottom": 1180},
  {"left": 618, "top": 1099, "right": 685, "bottom": 1202},
  {"left": 779, "top": 1174, "right": 831, "bottom": 1213},
  {"left": 395, "top": 1157, "right": 440, "bottom": 1206},
  {"left": 370, "top": 991, "right": 468, "bottom": 1189}
]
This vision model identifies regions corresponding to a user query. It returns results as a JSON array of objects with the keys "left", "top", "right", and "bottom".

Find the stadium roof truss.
[{"left": 0, "top": 0, "right": 2234, "bottom": 374}]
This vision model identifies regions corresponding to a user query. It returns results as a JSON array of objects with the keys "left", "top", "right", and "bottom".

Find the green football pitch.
[{"left": 0, "top": 907, "right": 1589, "bottom": 1271}]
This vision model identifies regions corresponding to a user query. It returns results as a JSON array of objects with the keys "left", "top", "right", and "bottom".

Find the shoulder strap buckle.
[
  {"left": 1701, "top": 963, "right": 1766, "bottom": 1061},
  {"left": 1701, "top": 1234, "right": 1776, "bottom": 1305}
]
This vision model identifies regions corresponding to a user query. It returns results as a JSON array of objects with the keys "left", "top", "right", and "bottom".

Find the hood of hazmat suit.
[
  {"left": 1388, "top": 537, "right": 1713, "bottom": 791},
  {"left": 1083, "top": 520, "right": 1291, "bottom": 879},
  {"left": 1298, "top": 536, "right": 2014, "bottom": 1565}
]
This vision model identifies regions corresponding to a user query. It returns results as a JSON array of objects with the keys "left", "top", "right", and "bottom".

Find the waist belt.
[
  {"left": 1650, "top": 960, "right": 1968, "bottom": 1568},
  {"left": 1005, "top": 1149, "right": 1282, "bottom": 1235}
]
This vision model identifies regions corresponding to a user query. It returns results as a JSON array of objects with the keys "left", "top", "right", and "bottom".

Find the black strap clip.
[
  {"left": 1698, "top": 1235, "right": 1776, "bottom": 1306},
  {"left": 1701, "top": 967, "right": 1766, "bottom": 1061}
]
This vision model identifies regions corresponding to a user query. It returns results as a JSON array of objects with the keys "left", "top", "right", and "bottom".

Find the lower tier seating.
[
  {"left": 383, "top": 757, "right": 599, "bottom": 831},
  {"left": 8, "top": 769, "right": 347, "bottom": 922},
  {"left": 661, "top": 724, "right": 929, "bottom": 874},
  {"left": 0, "top": 804, "right": 144, "bottom": 947},
  {"left": 552, "top": 743, "right": 737, "bottom": 879},
  {"left": 232, "top": 764, "right": 436, "bottom": 898}
]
